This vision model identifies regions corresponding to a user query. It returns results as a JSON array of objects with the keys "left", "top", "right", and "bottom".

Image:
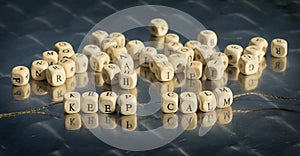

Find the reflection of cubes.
[
  {"left": 81, "top": 113, "right": 99, "bottom": 129},
  {"left": 226, "top": 65, "right": 240, "bottom": 80},
  {"left": 148, "top": 35, "right": 164, "bottom": 50},
  {"left": 31, "top": 80, "right": 48, "bottom": 95},
  {"left": 216, "top": 107, "right": 233, "bottom": 125},
  {"left": 162, "top": 114, "right": 178, "bottom": 129},
  {"left": 48, "top": 84, "right": 66, "bottom": 102},
  {"left": 75, "top": 72, "right": 89, "bottom": 88},
  {"left": 186, "top": 61, "right": 202, "bottom": 79},
  {"left": 238, "top": 73, "right": 260, "bottom": 91},
  {"left": 12, "top": 84, "right": 31, "bottom": 100},
  {"left": 180, "top": 113, "right": 197, "bottom": 130},
  {"left": 65, "top": 76, "right": 76, "bottom": 92},
  {"left": 197, "top": 110, "right": 217, "bottom": 127},
  {"left": 271, "top": 38, "right": 288, "bottom": 58},
  {"left": 121, "top": 115, "right": 137, "bottom": 131},
  {"left": 99, "top": 114, "right": 117, "bottom": 129},
  {"left": 72, "top": 53, "right": 88, "bottom": 74},
  {"left": 185, "top": 79, "right": 202, "bottom": 93},
  {"left": 270, "top": 56, "right": 287, "bottom": 72},
  {"left": 65, "top": 114, "right": 81, "bottom": 131}
]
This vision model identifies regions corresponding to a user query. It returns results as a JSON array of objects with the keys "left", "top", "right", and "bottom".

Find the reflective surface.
[{"left": 0, "top": 0, "right": 300, "bottom": 155}]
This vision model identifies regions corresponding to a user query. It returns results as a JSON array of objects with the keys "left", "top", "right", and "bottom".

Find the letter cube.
[
  {"left": 118, "top": 93, "right": 137, "bottom": 115},
  {"left": 224, "top": 44, "right": 243, "bottom": 65},
  {"left": 161, "top": 92, "right": 178, "bottom": 113},
  {"left": 209, "top": 52, "right": 229, "bottom": 69},
  {"left": 126, "top": 40, "right": 144, "bottom": 60},
  {"left": 81, "top": 91, "right": 99, "bottom": 113},
  {"left": 165, "top": 33, "right": 179, "bottom": 43},
  {"left": 194, "top": 45, "right": 214, "bottom": 65},
  {"left": 238, "top": 54, "right": 259, "bottom": 75},
  {"left": 119, "top": 70, "right": 137, "bottom": 89},
  {"left": 149, "top": 18, "right": 168, "bottom": 37},
  {"left": 152, "top": 61, "right": 175, "bottom": 81},
  {"left": 58, "top": 58, "right": 76, "bottom": 78},
  {"left": 102, "top": 64, "right": 121, "bottom": 85},
  {"left": 53, "top": 41, "right": 73, "bottom": 52},
  {"left": 271, "top": 38, "right": 288, "bottom": 57},
  {"left": 213, "top": 87, "right": 233, "bottom": 108},
  {"left": 89, "top": 30, "right": 109, "bottom": 46},
  {"left": 42, "top": 50, "right": 58, "bottom": 65},
  {"left": 197, "top": 30, "right": 217, "bottom": 48},
  {"left": 139, "top": 47, "right": 157, "bottom": 67},
  {"left": 164, "top": 42, "right": 183, "bottom": 56},
  {"left": 31, "top": 60, "right": 49, "bottom": 80},
  {"left": 198, "top": 91, "right": 217, "bottom": 112},
  {"left": 101, "top": 37, "right": 118, "bottom": 52},
  {"left": 64, "top": 92, "right": 81, "bottom": 114},
  {"left": 46, "top": 65, "right": 66, "bottom": 86},
  {"left": 71, "top": 53, "right": 88, "bottom": 73},
  {"left": 205, "top": 59, "right": 225, "bottom": 80},
  {"left": 107, "top": 45, "right": 127, "bottom": 63},
  {"left": 186, "top": 61, "right": 203, "bottom": 79},
  {"left": 248, "top": 36, "right": 268, "bottom": 53},
  {"left": 179, "top": 92, "right": 197, "bottom": 113},
  {"left": 168, "top": 53, "right": 187, "bottom": 73},
  {"left": 185, "top": 40, "right": 201, "bottom": 50},
  {"left": 11, "top": 66, "right": 30, "bottom": 86},
  {"left": 58, "top": 48, "right": 75, "bottom": 60},
  {"left": 89, "top": 52, "right": 110, "bottom": 72},
  {"left": 115, "top": 53, "right": 134, "bottom": 71},
  {"left": 243, "top": 45, "right": 264, "bottom": 62},
  {"left": 149, "top": 54, "right": 168, "bottom": 72},
  {"left": 109, "top": 32, "right": 126, "bottom": 46},
  {"left": 176, "top": 47, "right": 194, "bottom": 62},
  {"left": 82, "top": 44, "right": 101, "bottom": 57}
]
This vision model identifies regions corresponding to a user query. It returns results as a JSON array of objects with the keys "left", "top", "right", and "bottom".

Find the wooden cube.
[
  {"left": 107, "top": 45, "right": 127, "bottom": 63},
  {"left": 238, "top": 54, "right": 259, "bottom": 75},
  {"left": 118, "top": 93, "right": 137, "bottom": 115},
  {"left": 121, "top": 115, "right": 137, "bottom": 131},
  {"left": 153, "top": 61, "right": 175, "bottom": 82},
  {"left": 161, "top": 92, "right": 178, "bottom": 113},
  {"left": 58, "top": 58, "right": 76, "bottom": 78},
  {"left": 53, "top": 41, "right": 73, "bottom": 52},
  {"left": 179, "top": 92, "right": 197, "bottom": 113},
  {"left": 224, "top": 44, "right": 243, "bottom": 65},
  {"left": 186, "top": 61, "right": 202, "bottom": 79},
  {"left": 176, "top": 47, "right": 194, "bottom": 62},
  {"left": 164, "top": 42, "right": 183, "bottom": 56},
  {"left": 81, "top": 91, "right": 99, "bottom": 113},
  {"left": 271, "top": 38, "right": 288, "bottom": 57},
  {"left": 149, "top": 18, "right": 168, "bottom": 37},
  {"left": 48, "top": 84, "right": 66, "bottom": 101},
  {"left": 185, "top": 40, "right": 201, "bottom": 50},
  {"left": 101, "top": 37, "right": 118, "bottom": 52},
  {"left": 89, "top": 30, "right": 108, "bottom": 46},
  {"left": 243, "top": 45, "right": 264, "bottom": 62},
  {"left": 180, "top": 113, "right": 197, "bottom": 130},
  {"left": 64, "top": 92, "right": 81, "bottom": 114},
  {"left": 65, "top": 114, "right": 81, "bottom": 130},
  {"left": 197, "top": 30, "right": 217, "bottom": 48},
  {"left": 165, "top": 33, "right": 179, "bottom": 43},
  {"left": 198, "top": 91, "right": 217, "bottom": 112},
  {"left": 162, "top": 114, "right": 178, "bottom": 129},
  {"left": 126, "top": 40, "right": 144, "bottom": 60},
  {"left": 46, "top": 65, "right": 66, "bottom": 86},
  {"left": 99, "top": 91, "right": 117, "bottom": 113},
  {"left": 12, "top": 84, "right": 31, "bottom": 100},
  {"left": 11, "top": 66, "right": 30, "bottom": 86},
  {"left": 139, "top": 47, "right": 157, "bottom": 67},
  {"left": 82, "top": 44, "right": 101, "bottom": 57},
  {"left": 31, "top": 80, "right": 48, "bottom": 95},
  {"left": 109, "top": 32, "right": 126, "bottom": 46},
  {"left": 149, "top": 54, "right": 168, "bottom": 72},
  {"left": 248, "top": 36, "right": 268, "bottom": 53},
  {"left": 209, "top": 52, "right": 229, "bottom": 69},
  {"left": 42, "top": 50, "right": 58, "bottom": 65},
  {"left": 81, "top": 113, "right": 99, "bottom": 129},
  {"left": 194, "top": 45, "right": 214, "bottom": 65},
  {"left": 116, "top": 53, "right": 134, "bottom": 71},
  {"left": 205, "top": 59, "right": 225, "bottom": 80},
  {"left": 168, "top": 53, "right": 187, "bottom": 73},
  {"left": 58, "top": 48, "right": 75, "bottom": 60},
  {"left": 213, "top": 87, "right": 233, "bottom": 108},
  {"left": 89, "top": 52, "right": 110, "bottom": 72},
  {"left": 99, "top": 114, "right": 117, "bottom": 129},
  {"left": 102, "top": 64, "right": 120, "bottom": 85},
  {"left": 71, "top": 53, "right": 88, "bottom": 74},
  {"left": 119, "top": 70, "right": 137, "bottom": 89},
  {"left": 270, "top": 56, "right": 287, "bottom": 72},
  {"left": 31, "top": 60, "right": 49, "bottom": 81}
]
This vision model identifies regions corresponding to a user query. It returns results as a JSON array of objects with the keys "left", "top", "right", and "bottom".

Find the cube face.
[
  {"left": 224, "top": 44, "right": 243, "bottom": 65},
  {"left": 198, "top": 91, "right": 217, "bottom": 112},
  {"left": 197, "top": 30, "right": 217, "bottom": 48},
  {"left": 226, "top": 65, "right": 240, "bottom": 80},
  {"left": 31, "top": 80, "right": 48, "bottom": 95},
  {"left": 194, "top": 45, "right": 214, "bottom": 65},
  {"left": 81, "top": 91, "right": 99, "bottom": 113},
  {"left": 165, "top": 33, "right": 179, "bottom": 43},
  {"left": 209, "top": 52, "right": 229, "bottom": 69},
  {"left": 54, "top": 41, "right": 73, "bottom": 52},
  {"left": 185, "top": 40, "right": 201, "bottom": 50},
  {"left": 248, "top": 37, "right": 268, "bottom": 53},
  {"left": 65, "top": 114, "right": 82, "bottom": 130},
  {"left": 102, "top": 64, "right": 121, "bottom": 85},
  {"left": 107, "top": 45, "right": 127, "bottom": 63},
  {"left": 11, "top": 66, "right": 30, "bottom": 86},
  {"left": 75, "top": 72, "right": 89, "bottom": 88},
  {"left": 179, "top": 92, "right": 197, "bottom": 113},
  {"left": 180, "top": 113, "right": 197, "bottom": 130},
  {"left": 118, "top": 94, "right": 137, "bottom": 115},
  {"left": 109, "top": 32, "right": 126, "bottom": 46},
  {"left": 126, "top": 40, "right": 144, "bottom": 60},
  {"left": 119, "top": 70, "right": 137, "bottom": 89},
  {"left": 48, "top": 84, "right": 66, "bottom": 101},
  {"left": 116, "top": 53, "right": 134, "bottom": 71},
  {"left": 31, "top": 60, "right": 49, "bottom": 80},
  {"left": 82, "top": 44, "right": 101, "bottom": 57},
  {"left": 153, "top": 61, "right": 174, "bottom": 81},
  {"left": 89, "top": 30, "right": 109, "bottom": 46},
  {"left": 168, "top": 53, "right": 187, "bottom": 73},
  {"left": 149, "top": 18, "right": 168, "bottom": 37},
  {"left": 58, "top": 58, "right": 76, "bottom": 78},
  {"left": 164, "top": 42, "right": 183, "bottom": 56},
  {"left": 58, "top": 48, "right": 75, "bottom": 60},
  {"left": 12, "top": 84, "right": 31, "bottom": 100},
  {"left": 101, "top": 37, "right": 118, "bottom": 52},
  {"left": 64, "top": 92, "right": 81, "bottom": 114},
  {"left": 186, "top": 61, "right": 203, "bottom": 79},
  {"left": 243, "top": 45, "right": 264, "bottom": 62},
  {"left": 176, "top": 47, "right": 194, "bottom": 62},
  {"left": 139, "top": 47, "right": 157, "bottom": 67},
  {"left": 162, "top": 92, "right": 178, "bottom": 113},
  {"left": 205, "top": 60, "right": 225, "bottom": 80},
  {"left": 99, "top": 91, "right": 117, "bottom": 113},
  {"left": 73, "top": 53, "right": 88, "bottom": 74},
  {"left": 99, "top": 114, "right": 117, "bottom": 129},
  {"left": 239, "top": 54, "right": 259, "bottom": 75},
  {"left": 213, "top": 87, "right": 233, "bottom": 108},
  {"left": 42, "top": 51, "right": 58, "bottom": 65},
  {"left": 89, "top": 52, "right": 110, "bottom": 72},
  {"left": 271, "top": 38, "right": 288, "bottom": 57}
]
